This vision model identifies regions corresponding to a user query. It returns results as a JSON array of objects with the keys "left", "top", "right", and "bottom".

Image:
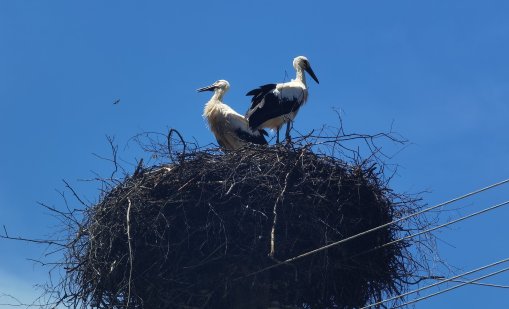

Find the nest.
[{"left": 56, "top": 131, "right": 430, "bottom": 309}]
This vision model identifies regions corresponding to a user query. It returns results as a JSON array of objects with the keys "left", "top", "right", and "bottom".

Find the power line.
[
  {"left": 235, "top": 178, "right": 509, "bottom": 280},
  {"left": 394, "top": 265, "right": 509, "bottom": 308},
  {"left": 354, "top": 200, "right": 509, "bottom": 260},
  {"left": 361, "top": 256, "right": 509, "bottom": 308},
  {"left": 440, "top": 279, "right": 509, "bottom": 289}
]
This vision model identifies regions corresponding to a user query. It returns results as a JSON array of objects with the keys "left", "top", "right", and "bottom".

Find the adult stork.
[
  {"left": 245, "top": 56, "right": 319, "bottom": 143},
  {"left": 198, "top": 79, "right": 268, "bottom": 150}
]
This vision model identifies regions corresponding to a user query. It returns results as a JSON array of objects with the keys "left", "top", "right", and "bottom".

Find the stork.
[
  {"left": 198, "top": 80, "right": 268, "bottom": 150},
  {"left": 245, "top": 56, "right": 319, "bottom": 143}
]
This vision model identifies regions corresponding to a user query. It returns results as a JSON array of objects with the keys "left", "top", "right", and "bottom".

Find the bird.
[
  {"left": 245, "top": 56, "right": 319, "bottom": 143},
  {"left": 198, "top": 79, "right": 268, "bottom": 150}
]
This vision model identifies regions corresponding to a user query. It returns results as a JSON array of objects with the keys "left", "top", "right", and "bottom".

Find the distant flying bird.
[
  {"left": 113, "top": 99, "right": 120, "bottom": 105},
  {"left": 245, "top": 56, "right": 319, "bottom": 143},
  {"left": 198, "top": 80, "right": 268, "bottom": 150}
]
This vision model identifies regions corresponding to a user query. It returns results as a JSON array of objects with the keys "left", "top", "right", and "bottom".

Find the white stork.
[
  {"left": 245, "top": 56, "right": 319, "bottom": 143},
  {"left": 198, "top": 79, "right": 268, "bottom": 150}
]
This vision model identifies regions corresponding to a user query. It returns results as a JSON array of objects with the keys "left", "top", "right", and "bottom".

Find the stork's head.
[
  {"left": 293, "top": 56, "right": 319, "bottom": 84},
  {"left": 197, "top": 79, "right": 230, "bottom": 93}
]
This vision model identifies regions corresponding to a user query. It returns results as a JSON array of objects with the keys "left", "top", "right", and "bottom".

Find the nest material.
[{"left": 70, "top": 144, "right": 416, "bottom": 309}]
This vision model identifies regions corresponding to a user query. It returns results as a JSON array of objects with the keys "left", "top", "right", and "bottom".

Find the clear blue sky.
[{"left": 1, "top": 1, "right": 509, "bottom": 307}]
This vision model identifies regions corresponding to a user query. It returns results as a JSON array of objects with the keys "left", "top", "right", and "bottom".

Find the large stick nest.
[{"left": 57, "top": 131, "right": 430, "bottom": 309}]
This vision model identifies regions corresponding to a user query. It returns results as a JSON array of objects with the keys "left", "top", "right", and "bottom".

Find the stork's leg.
[
  {"left": 276, "top": 127, "right": 280, "bottom": 144},
  {"left": 285, "top": 121, "right": 292, "bottom": 144}
]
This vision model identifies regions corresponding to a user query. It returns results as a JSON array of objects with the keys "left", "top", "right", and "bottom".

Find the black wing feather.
[
  {"left": 246, "top": 84, "right": 277, "bottom": 110},
  {"left": 246, "top": 94, "right": 301, "bottom": 130},
  {"left": 234, "top": 129, "right": 268, "bottom": 145}
]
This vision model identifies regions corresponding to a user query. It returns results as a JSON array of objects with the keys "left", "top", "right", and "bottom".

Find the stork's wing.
[
  {"left": 234, "top": 128, "right": 268, "bottom": 145},
  {"left": 246, "top": 84, "right": 277, "bottom": 110},
  {"left": 226, "top": 112, "right": 268, "bottom": 145},
  {"left": 246, "top": 87, "right": 303, "bottom": 130}
]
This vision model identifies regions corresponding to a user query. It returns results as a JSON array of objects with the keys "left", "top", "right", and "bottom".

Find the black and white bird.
[
  {"left": 245, "top": 56, "right": 319, "bottom": 143},
  {"left": 198, "top": 80, "right": 268, "bottom": 150}
]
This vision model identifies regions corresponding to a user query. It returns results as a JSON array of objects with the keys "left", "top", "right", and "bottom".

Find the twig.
[
  {"left": 168, "top": 128, "right": 187, "bottom": 162},
  {"left": 126, "top": 197, "right": 134, "bottom": 307}
]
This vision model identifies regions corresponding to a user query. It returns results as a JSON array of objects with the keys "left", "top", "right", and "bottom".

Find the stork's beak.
[
  {"left": 305, "top": 65, "right": 319, "bottom": 84},
  {"left": 196, "top": 84, "right": 216, "bottom": 92}
]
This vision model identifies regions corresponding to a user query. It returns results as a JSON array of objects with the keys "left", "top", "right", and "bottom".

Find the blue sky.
[{"left": 1, "top": 1, "right": 509, "bottom": 307}]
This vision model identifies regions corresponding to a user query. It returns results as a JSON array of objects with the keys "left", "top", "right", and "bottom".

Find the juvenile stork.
[
  {"left": 198, "top": 80, "right": 268, "bottom": 150},
  {"left": 245, "top": 56, "right": 319, "bottom": 143}
]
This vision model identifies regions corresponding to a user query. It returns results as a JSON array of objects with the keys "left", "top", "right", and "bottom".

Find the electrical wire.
[
  {"left": 441, "top": 279, "right": 509, "bottom": 289},
  {"left": 235, "top": 178, "right": 509, "bottom": 280},
  {"left": 361, "top": 257, "right": 509, "bottom": 308},
  {"left": 394, "top": 266, "right": 509, "bottom": 308},
  {"left": 354, "top": 200, "right": 509, "bottom": 260}
]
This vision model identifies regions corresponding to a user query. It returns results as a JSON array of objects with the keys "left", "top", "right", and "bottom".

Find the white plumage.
[
  {"left": 198, "top": 80, "right": 267, "bottom": 150},
  {"left": 246, "top": 56, "right": 319, "bottom": 143}
]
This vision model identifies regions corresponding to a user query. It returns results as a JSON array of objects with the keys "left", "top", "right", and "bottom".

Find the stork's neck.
[
  {"left": 295, "top": 66, "right": 306, "bottom": 85},
  {"left": 212, "top": 89, "right": 226, "bottom": 101}
]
